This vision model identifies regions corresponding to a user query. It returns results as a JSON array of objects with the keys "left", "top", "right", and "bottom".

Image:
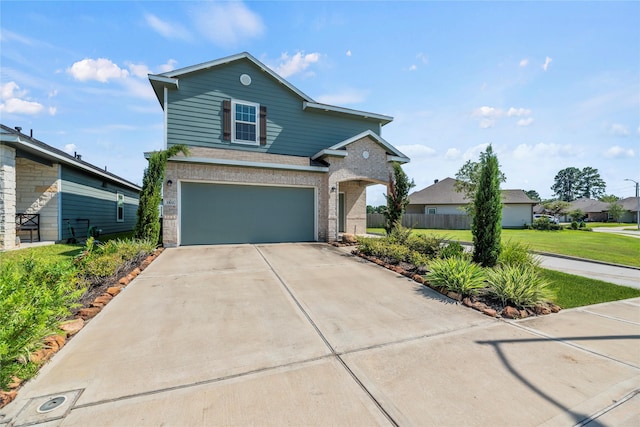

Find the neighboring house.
[
  {"left": 406, "top": 177, "right": 536, "bottom": 228},
  {"left": 0, "top": 124, "right": 141, "bottom": 250},
  {"left": 617, "top": 197, "right": 639, "bottom": 223},
  {"left": 148, "top": 52, "right": 409, "bottom": 246}
]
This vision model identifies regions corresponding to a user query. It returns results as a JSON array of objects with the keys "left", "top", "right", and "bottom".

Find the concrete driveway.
[{"left": 1, "top": 243, "right": 639, "bottom": 426}]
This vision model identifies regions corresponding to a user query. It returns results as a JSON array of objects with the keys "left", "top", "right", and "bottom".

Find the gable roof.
[
  {"left": 311, "top": 130, "right": 409, "bottom": 163},
  {"left": 408, "top": 177, "right": 535, "bottom": 205},
  {"left": 148, "top": 52, "right": 393, "bottom": 125},
  {"left": 0, "top": 124, "right": 141, "bottom": 191}
]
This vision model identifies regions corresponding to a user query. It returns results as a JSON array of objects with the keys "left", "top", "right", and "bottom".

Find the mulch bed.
[
  {"left": 0, "top": 247, "right": 164, "bottom": 409},
  {"left": 331, "top": 241, "right": 561, "bottom": 319}
]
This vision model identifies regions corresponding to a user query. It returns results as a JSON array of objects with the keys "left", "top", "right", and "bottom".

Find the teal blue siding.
[
  {"left": 60, "top": 167, "right": 139, "bottom": 239},
  {"left": 181, "top": 182, "right": 315, "bottom": 245},
  {"left": 166, "top": 60, "right": 379, "bottom": 157}
]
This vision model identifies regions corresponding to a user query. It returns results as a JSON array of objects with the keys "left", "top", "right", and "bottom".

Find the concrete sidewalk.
[{"left": 1, "top": 244, "right": 638, "bottom": 426}]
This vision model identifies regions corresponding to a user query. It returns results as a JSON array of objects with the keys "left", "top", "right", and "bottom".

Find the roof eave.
[{"left": 303, "top": 102, "right": 393, "bottom": 125}]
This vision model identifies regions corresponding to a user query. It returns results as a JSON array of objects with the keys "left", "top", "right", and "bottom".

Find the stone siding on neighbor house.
[
  {"left": 15, "top": 157, "right": 60, "bottom": 242},
  {"left": 163, "top": 156, "right": 328, "bottom": 247},
  {"left": 0, "top": 145, "right": 17, "bottom": 250}
]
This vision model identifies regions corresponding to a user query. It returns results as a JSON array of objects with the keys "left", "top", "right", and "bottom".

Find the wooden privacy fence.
[{"left": 367, "top": 213, "right": 471, "bottom": 230}]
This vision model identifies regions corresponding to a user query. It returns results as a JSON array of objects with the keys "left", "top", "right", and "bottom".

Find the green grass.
[
  {"left": 0, "top": 243, "right": 83, "bottom": 264},
  {"left": 541, "top": 269, "right": 640, "bottom": 308},
  {"left": 367, "top": 228, "right": 640, "bottom": 267}
]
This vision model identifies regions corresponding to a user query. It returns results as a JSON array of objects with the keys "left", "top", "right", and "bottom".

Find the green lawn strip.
[
  {"left": 0, "top": 243, "right": 83, "bottom": 264},
  {"left": 366, "top": 228, "right": 640, "bottom": 267},
  {"left": 540, "top": 268, "right": 640, "bottom": 309}
]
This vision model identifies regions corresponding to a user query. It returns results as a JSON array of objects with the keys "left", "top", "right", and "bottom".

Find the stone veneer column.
[{"left": 0, "top": 145, "right": 17, "bottom": 250}]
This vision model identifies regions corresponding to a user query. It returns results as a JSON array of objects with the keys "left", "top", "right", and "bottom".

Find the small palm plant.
[
  {"left": 426, "top": 257, "right": 486, "bottom": 296},
  {"left": 485, "top": 265, "right": 554, "bottom": 308}
]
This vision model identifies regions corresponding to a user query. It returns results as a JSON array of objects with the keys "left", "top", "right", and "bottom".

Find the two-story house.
[{"left": 149, "top": 52, "right": 409, "bottom": 246}]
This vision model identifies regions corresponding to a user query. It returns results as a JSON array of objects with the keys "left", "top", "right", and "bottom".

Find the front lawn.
[
  {"left": 541, "top": 269, "right": 640, "bottom": 308},
  {"left": 367, "top": 228, "right": 640, "bottom": 267}
]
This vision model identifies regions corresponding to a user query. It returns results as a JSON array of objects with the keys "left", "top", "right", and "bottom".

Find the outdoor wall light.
[
  {"left": 167, "top": 179, "right": 173, "bottom": 187},
  {"left": 330, "top": 186, "right": 336, "bottom": 193}
]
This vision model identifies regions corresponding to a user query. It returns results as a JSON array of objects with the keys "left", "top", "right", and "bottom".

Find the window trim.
[
  {"left": 116, "top": 192, "right": 125, "bottom": 222},
  {"left": 231, "top": 99, "right": 260, "bottom": 146},
  {"left": 426, "top": 207, "right": 437, "bottom": 215}
]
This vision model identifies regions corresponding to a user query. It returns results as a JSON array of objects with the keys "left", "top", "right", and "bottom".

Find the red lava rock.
[
  {"left": 8, "top": 376, "right": 22, "bottom": 389},
  {"left": 534, "top": 305, "right": 552, "bottom": 315},
  {"left": 472, "top": 301, "right": 488, "bottom": 311},
  {"left": 412, "top": 274, "right": 424, "bottom": 284},
  {"left": 0, "top": 390, "right": 17, "bottom": 407},
  {"left": 502, "top": 306, "right": 520, "bottom": 319},
  {"left": 106, "top": 286, "right": 122, "bottom": 297},
  {"left": 446, "top": 291, "right": 462, "bottom": 301},
  {"left": 342, "top": 233, "right": 357, "bottom": 244},
  {"left": 29, "top": 348, "right": 55, "bottom": 363},
  {"left": 462, "top": 297, "right": 473, "bottom": 307},
  {"left": 59, "top": 318, "right": 84, "bottom": 336},
  {"left": 118, "top": 276, "right": 130, "bottom": 286},
  {"left": 549, "top": 303, "right": 561, "bottom": 313},
  {"left": 519, "top": 309, "right": 529, "bottom": 318},
  {"left": 437, "top": 287, "right": 449, "bottom": 296},
  {"left": 481, "top": 307, "right": 498, "bottom": 317},
  {"left": 131, "top": 267, "right": 141, "bottom": 277},
  {"left": 94, "top": 294, "right": 113, "bottom": 305},
  {"left": 78, "top": 307, "right": 101, "bottom": 320},
  {"left": 43, "top": 334, "right": 66, "bottom": 352}
]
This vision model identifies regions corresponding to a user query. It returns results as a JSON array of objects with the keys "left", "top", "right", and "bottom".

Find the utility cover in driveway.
[{"left": 180, "top": 182, "right": 315, "bottom": 245}]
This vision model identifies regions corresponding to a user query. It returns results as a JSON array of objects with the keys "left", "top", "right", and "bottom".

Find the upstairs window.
[
  {"left": 426, "top": 207, "right": 437, "bottom": 215},
  {"left": 223, "top": 99, "right": 267, "bottom": 146}
]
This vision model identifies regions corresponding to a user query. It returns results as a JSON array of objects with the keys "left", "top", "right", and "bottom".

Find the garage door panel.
[{"left": 181, "top": 182, "right": 315, "bottom": 245}]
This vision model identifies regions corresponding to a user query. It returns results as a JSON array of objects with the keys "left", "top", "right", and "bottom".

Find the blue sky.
[{"left": 1, "top": 1, "right": 638, "bottom": 205}]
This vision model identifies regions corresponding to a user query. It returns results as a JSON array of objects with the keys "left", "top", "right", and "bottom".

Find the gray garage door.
[{"left": 181, "top": 182, "right": 315, "bottom": 245}]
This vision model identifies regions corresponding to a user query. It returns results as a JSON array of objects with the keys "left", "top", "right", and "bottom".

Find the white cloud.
[
  {"left": 519, "top": 58, "right": 529, "bottom": 67},
  {"left": 543, "top": 56, "right": 553, "bottom": 71},
  {"left": 472, "top": 106, "right": 501, "bottom": 118},
  {"left": 1, "top": 81, "right": 25, "bottom": 99},
  {"left": 67, "top": 58, "right": 129, "bottom": 82},
  {"left": 145, "top": 13, "right": 191, "bottom": 41},
  {"left": 506, "top": 107, "right": 531, "bottom": 117},
  {"left": 517, "top": 117, "right": 534, "bottom": 127},
  {"left": 63, "top": 143, "right": 77, "bottom": 155},
  {"left": 158, "top": 59, "right": 178, "bottom": 73},
  {"left": 445, "top": 148, "right": 461, "bottom": 160},
  {"left": 513, "top": 143, "right": 577, "bottom": 160},
  {"left": 273, "top": 51, "right": 320, "bottom": 78},
  {"left": 192, "top": 1, "right": 264, "bottom": 47},
  {"left": 0, "top": 97, "right": 44, "bottom": 115},
  {"left": 604, "top": 145, "right": 635, "bottom": 158},
  {"left": 0, "top": 81, "right": 44, "bottom": 115},
  {"left": 396, "top": 144, "right": 436, "bottom": 159},
  {"left": 417, "top": 52, "right": 428, "bottom": 65},
  {"left": 127, "top": 63, "right": 152, "bottom": 78},
  {"left": 346, "top": 50, "right": 352, "bottom": 57},
  {"left": 479, "top": 119, "right": 495, "bottom": 129},
  {"left": 463, "top": 143, "right": 490, "bottom": 161},
  {"left": 48, "top": 106, "right": 57, "bottom": 116},
  {"left": 316, "top": 88, "right": 367, "bottom": 105},
  {"left": 408, "top": 64, "right": 417, "bottom": 71},
  {"left": 609, "top": 123, "right": 630, "bottom": 137}
]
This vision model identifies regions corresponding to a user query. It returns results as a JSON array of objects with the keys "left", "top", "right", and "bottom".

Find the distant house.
[
  {"left": 407, "top": 177, "right": 536, "bottom": 228},
  {"left": 148, "top": 52, "right": 408, "bottom": 246},
  {"left": 617, "top": 197, "right": 639, "bottom": 223},
  {"left": 0, "top": 124, "right": 141, "bottom": 250}
]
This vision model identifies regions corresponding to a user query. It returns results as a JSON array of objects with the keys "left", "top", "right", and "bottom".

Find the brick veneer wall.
[{"left": 15, "top": 158, "right": 60, "bottom": 242}]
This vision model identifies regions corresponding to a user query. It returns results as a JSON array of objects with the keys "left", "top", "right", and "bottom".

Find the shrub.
[
  {"left": 570, "top": 221, "right": 579, "bottom": 230},
  {"left": 531, "top": 217, "right": 563, "bottom": 231},
  {"left": 0, "top": 257, "right": 85, "bottom": 388},
  {"left": 408, "top": 251, "right": 430, "bottom": 269},
  {"left": 439, "top": 241, "right": 466, "bottom": 259},
  {"left": 76, "top": 238, "right": 156, "bottom": 282},
  {"left": 426, "top": 257, "right": 486, "bottom": 296},
  {"left": 498, "top": 240, "right": 540, "bottom": 268},
  {"left": 406, "top": 233, "right": 445, "bottom": 258},
  {"left": 355, "top": 237, "right": 409, "bottom": 264},
  {"left": 387, "top": 224, "right": 413, "bottom": 245},
  {"left": 485, "top": 265, "right": 554, "bottom": 308}
]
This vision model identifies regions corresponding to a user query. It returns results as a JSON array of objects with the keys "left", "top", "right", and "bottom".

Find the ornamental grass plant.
[
  {"left": 485, "top": 265, "right": 554, "bottom": 308},
  {"left": 426, "top": 257, "right": 486, "bottom": 296}
]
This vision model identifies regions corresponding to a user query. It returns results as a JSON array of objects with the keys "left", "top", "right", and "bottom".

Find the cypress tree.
[
  {"left": 135, "top": 144, "right": 189, "bottom": 244},
  {"left": 383, "top": 162, "right": 415, "bottom": 234},
  {"left": 472, "top": 145, "right": 502, "bottom": 267}
]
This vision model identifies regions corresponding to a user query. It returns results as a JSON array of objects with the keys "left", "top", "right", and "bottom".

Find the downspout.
[
  {"left": 57, "top": 164, "right": 62, "bottom": 241},
  {"left": 163, "top": 86, "right": 169, "bottom": 150},
  {"left": 335, "top": 182, "right": 339, "bottom": 241}
]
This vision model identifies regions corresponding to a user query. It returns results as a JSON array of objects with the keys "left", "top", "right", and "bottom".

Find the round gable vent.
[{"left": 240, "top": 74, "right": 252, "bottom": 86}]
